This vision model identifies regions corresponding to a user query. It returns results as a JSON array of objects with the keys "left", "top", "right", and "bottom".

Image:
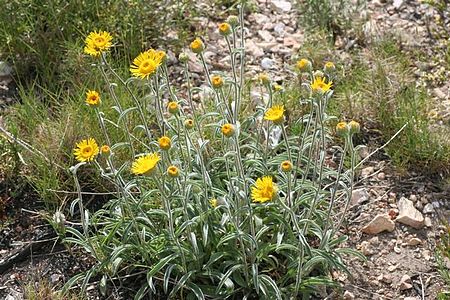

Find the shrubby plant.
[{"left": 63, "top": 3, "right": 364, "bottom": 298}]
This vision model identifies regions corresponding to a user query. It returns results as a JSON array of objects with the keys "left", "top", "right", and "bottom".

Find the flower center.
[
  {"left": 139, "top": 59, "right": 157, "bottom": 74},
  {"left": 82, "top": 146, "right": 92, "bottom": 155},
  {"left": 261, "top": 186, "right": 273, "bottom": 199},
  {"left": 94, "top": 37, "right": 106, "bottom": 47}
]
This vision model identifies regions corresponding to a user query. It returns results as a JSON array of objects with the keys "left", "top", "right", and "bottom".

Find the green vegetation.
[{"left": 0, "top": 0, "right": 196, "bottom": 92}]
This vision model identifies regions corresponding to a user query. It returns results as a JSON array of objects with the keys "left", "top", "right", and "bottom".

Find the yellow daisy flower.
[
  {"left": 190, "top": 38, "right": 205, "bottom": 54},
  {"left": 157, "top": 50, "right": 167, "bottom": 63},
  {"left": 211, "top": 75, "right": 224, "bottom": 89},
  {"left": 251, "top": 176, "right": 278, "bottom": 203},
  {"left": 158, "top": 136, "right": 171, "bottom": 151},
  {"left": 167, "top": 165, "right": 179, "bottom": 178},
  {"left": 85, "top": 90, "right": 101, "bottom": 107},
  {"left": 311, "top": 77, "right": 333, "bottom": 94},
  {"left": 281, "top": 160, "right": 293, "bottom": 172},
  {"left": 221, "top": 123, "right": 235, "bottom": 138},
  {"left": 130, "top": 49, "right": 163, "bottom": 79},
  {"left": 131, "top": 153, "right": 160, "bottom": 175},
  {"left": 84, "top": 31, "right": 113, "bottom": 57},
  {"left": 73, "top": 138, "right": 99, "bottom": 162},
  {"left": 264, "top": 105, "right": 285, "bottom": 124}
]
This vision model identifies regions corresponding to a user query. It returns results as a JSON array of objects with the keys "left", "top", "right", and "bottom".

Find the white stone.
[
  {"left": 271, "top": 0, "right": 292, "bottom": 13},
  {"left": 424, "top": 216, "right": 432, "bottom": 227},
  {"left": 360, "top": 241, "right": 373, "bottom": 256},
  {"left": 260, "top": 57, "right": 274, "bottom": 70},
  {"left": 396, "top": 197, "right": 424, "bottom": 229},
  {"left": 423, "top": 203, "right": 435, "bottom": 214},
  {"left": 407, "top": 237, "right": 422, "bottom": 246},
  {"left": 362, "top": 214, "right": 395, "bottom": 235},
  {"left": 393, "top": 0, "right": 404, "bottom": 9}
]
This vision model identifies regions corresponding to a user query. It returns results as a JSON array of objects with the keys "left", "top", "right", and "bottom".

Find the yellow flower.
[
  {"left": 311, "top": 77, "right": 333, "bottom": 94},
  {"left": 158, "top": 136, "right": 171, "bottom": 151},
  {"left": 251, "top": 176, "right": 278, "bottom": 203},
  {"left": 101, "top": 145, "right": 110, "bottom": 154},
  {"left": 73, "top": 138, "right": 99, "bottom": 162},
  {"left": 209, "top": 198, "right": 218, "bottom": 208},
  {"left": 157, "top": 50, "right": 167, "bottom": 63},
  {"left": 264, "top": 105, "right": 285, "bottom": 124},
  {"left": 211, "top": 75, "right": 224, "bottom": 89},
  {"left": 258, "top": 73, "right": 270, "bottom": 85},
  {"left": 336, "top": 121, "right": 348, "bottom": 137},
  {"left": 273, "top": 84, "right": 283, "bottom": 92},
  {"left": 218, "top": 22, "right": 232, "bottom": 36},
  {"left": 167, "top": 101, "right": 179, "bottom": 114},
  {"left": 84, "top": 31, "right": 113, "bottom": 57},
  {"left": 221, "top": 123, "right": 235, "bottom": 138},
  {"left": 348, "top": 120, "right": 360, "bottom": 134},
  {"left": 131, "top": 153, "right": 160, "bottom": 175},
  {"left": 324, "top": 61, "right": 335, "bottom": 73},
  {"left": 167, "top": 165, "right": 179, "bottom": 178},
  {"left": 281, "top": 160, "right": 293, "bottom": 172},
  {"left": 296, "top": 58, "right": 312, "bottom": 72},
  {"left": 85, "top": 90, "right": 101, "bottom": 107},
  {"left": 130, "top": 49, "right": 163, "bottom": 79},
  {"left": 190, "top": 38, "right": 205, "bottom": 54},
  {"left": 185, "top": 119, "right": 194, "bottom": 129}
]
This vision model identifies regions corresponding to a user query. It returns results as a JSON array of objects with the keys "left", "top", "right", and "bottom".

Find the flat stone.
[
  {"left": 271, "top": 0, "right": 292, "bottom": 13},
  {"left": 396, "top": 197, "right": 424, "bottom": 229},
  {"left": 361, "top": 166, "right": 375, "bottom": 177},
  {"left": 351, "top": 188, "right": 369, "bottom": 206},
  {"left": 258, "top": 30, "right": 275, "bottom": 42},
  {"left": 246, "top": 40, "right": 265, "bottom": 58},
  {"left": 362, "top": 214, "right": 395, "bottom": 235},
  {"left": 399, "top": 274, "right": 412, "bottom": 290},
  {"left": 407, "top": 237, "right": 422, "bottom": 246}
]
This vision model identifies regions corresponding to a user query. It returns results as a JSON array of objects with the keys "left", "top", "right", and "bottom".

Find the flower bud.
[
  {"left": 101, "top": 145, "right": 110, "bottom": 154},
  {"left": 336, "top": 121, "right": 348, "bottom": 137},
  {"left": 178, "top": 52, "right": 189, "bottom": 63},
  {"left": 167, "top": 165, "right": 180, "bottom": 178},
  {"left": 190, "top": 38, "right": 205, "bottom": 54},
  {"left": 226, "top": 15, "right": 239, "bottom": 27},
  {"left": 221, "top": 123, "right": 235, "bottom": 138},
  {"left": 281, "top": 160, "right": 293, "bottom": 172},
  {"left": 313, "top": 70, "right": 324, "bottom": 78},
  {"left": 324, "top": 61, "right": 336, "bottom": 73},
  {"left": 348, "top": 120, "right": 360, "bottom": 134},
  {"left": 184, "top": 118, "right": 194, "bottom": 129},
  {"left": 211, "top": 75, "right": 224, "bottom": 89},
  {"left": 296, "top": 58, "right": 312, "bottom": 72},
  {"left": 158, "top": 136, "right": 172, "bottom": 151},
  {"left": 218, "top": 22, "right": 232, "bottom": 36},
  {"left": 167, "top": 101, "right": 179, "bottom": 114}
]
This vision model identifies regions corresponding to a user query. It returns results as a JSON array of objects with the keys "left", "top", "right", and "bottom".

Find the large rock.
[
  {"left": 396, "top": 197, "right": 424, "bottom": 229},
  {"left": 362, "top": 214, "right": 395, "bottom": 234}
]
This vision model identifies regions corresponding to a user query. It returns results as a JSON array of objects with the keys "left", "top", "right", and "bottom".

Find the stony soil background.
[{"left": 0, "top": 0, "right": 449, "bottom": 299}]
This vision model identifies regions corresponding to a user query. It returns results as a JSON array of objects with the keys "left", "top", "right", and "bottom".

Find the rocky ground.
[{"left": 1, "top": 0, "right": 449, "bottom": 299}]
